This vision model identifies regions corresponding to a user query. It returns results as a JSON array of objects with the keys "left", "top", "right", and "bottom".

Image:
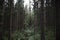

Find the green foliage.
[
  {"left": 3, "top": 26, "right": 56, "bottom": 40},
  {"left": 11, "top": 27, "right": 41, "bottom": 40},
  {"left": 45, "top": 30, "right": 56, "bottom": 40},
  {"left": 45, "top": 26, "right": 56, "bottom": 40}
]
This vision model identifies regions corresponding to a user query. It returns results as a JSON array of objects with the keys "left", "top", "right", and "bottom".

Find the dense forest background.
[{"left": 0, "top": 0, "right": 56, "bottom": 40}]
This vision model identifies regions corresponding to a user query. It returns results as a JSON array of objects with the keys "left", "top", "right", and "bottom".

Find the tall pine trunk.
[
  {"left": 40, "top": 0, "right": 45, "bottom": 40},
  {"left": 0, "top": 0, "right": 5, "bottom": 40},
  {"left": 8, "top": 0, "right": 13, "bottom": 40}
]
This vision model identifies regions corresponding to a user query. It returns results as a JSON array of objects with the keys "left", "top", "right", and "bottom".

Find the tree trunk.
[
  {"left": 8, "top": 0, "right": 13, "bottom": 40},
  {"left": 40, "top": 0, "right": 45, "bottom": 40},
  {"left": 0, "top": 0, "right": 5, "bottom": 40}
]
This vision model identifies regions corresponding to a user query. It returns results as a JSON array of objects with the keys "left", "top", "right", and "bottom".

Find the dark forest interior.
[{"left": 0, "top": 0, "right": 56, "bottom": 40}]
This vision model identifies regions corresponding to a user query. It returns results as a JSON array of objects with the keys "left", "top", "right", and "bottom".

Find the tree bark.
[
  {"left": 0, "top": 0, "right": 5, "bottom": 40},
  {"left": 40, "top": 0, "right": 45, "bottom": 40},
  {"left": 8, "top": 0, "right": 13, "bottom": 40}
]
